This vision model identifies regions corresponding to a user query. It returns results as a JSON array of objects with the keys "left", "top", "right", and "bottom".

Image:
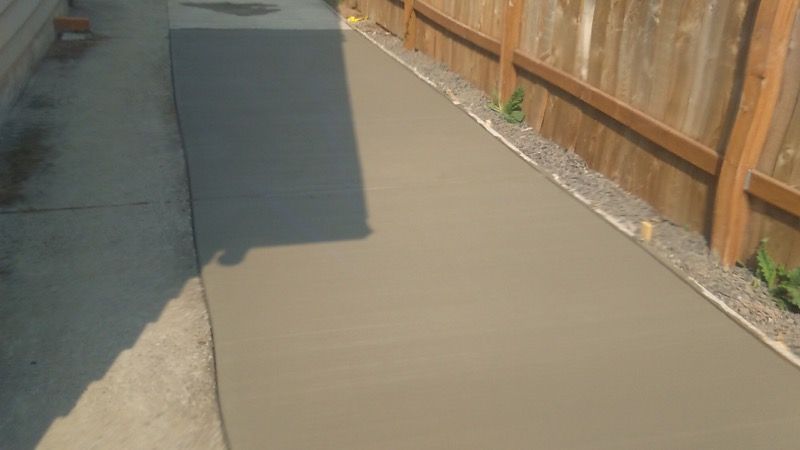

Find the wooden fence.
[{"left": 351, "top": 0, "right": 800, "bottom": 267}]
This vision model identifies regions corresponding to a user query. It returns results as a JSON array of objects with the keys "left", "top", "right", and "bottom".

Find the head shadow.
[
  {"left": 180, "top": 2, "right": 281, "bottom": 17},
  {"left": 171, "top": 25, "right": 371, "bottom": 268}
]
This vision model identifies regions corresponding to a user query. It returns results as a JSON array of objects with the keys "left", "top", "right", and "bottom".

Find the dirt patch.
[
  {"left": 346, "top": 19, "right": 800, "bottom": 358},
  {"left": 180, "top": 2, "right": 280, "bottom": 16},
  {"left": 0, "top": 126, "right": 50, "bottom": 205}
]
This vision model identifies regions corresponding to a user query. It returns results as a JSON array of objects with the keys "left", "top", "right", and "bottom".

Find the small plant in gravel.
[
  {"left": 490, "top": 87, "right": 525, "bottom": 124},
  {"left": 755, "top": 240, "right": 800, "bottom": 311}
]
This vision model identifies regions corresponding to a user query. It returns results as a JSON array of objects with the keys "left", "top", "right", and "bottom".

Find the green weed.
[
  {"left": 755, "top": 240, "right": 800, "bottom": 311},
  {"left": 490, "top": 87, "right": 526, "bottom": 124}
]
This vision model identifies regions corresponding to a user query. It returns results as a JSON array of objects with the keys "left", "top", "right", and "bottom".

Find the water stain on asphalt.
[
  {"left": 181, "top": 2, "right": 280, "bottom": 16},
  {"left": 0, "top": 126, "right": 50, "bottom": 205}
]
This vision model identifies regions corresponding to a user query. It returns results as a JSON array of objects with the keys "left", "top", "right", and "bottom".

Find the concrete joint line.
[{"left": 0, "top": 200, "right": 165, "bottom": 215}]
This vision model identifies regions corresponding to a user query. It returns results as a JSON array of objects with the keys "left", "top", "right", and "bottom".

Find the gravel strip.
[{"left": 349, "top": 19, "right": 800, "bottom": 359}]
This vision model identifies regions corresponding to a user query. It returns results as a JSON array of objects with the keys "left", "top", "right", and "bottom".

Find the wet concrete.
[{"left": 171, "top": 1, "right": 800, "bottom": 449}]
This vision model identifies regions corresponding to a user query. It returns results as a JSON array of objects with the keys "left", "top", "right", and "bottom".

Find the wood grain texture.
[
  {"left": 540, "top": 0, "right": 581, "bottom": 149},
  {"left": 415, "top": 0, "right": 501, "bottom": 55},
  {"left": 358, "top": 0, "right": 405, "bottom": 36},
  {"left": 747, "top": 199, "right": 800, "bottom": 267},
  {"left": 517, "top": 0, "right": 555, "bottom": 131},
  {"left": 711, "top": 0, "right": 799, "bottom": 266},
  {"left": 404, "top": 0, "right": 417, "bottom": 49},
  {"left": 609, "top": 0, "right": 649, "bottom": 192},
  {"left": 657, "top": 1, "right": 716, "bottom": 234},
  {"left": 747, "top": 8, "right": 800, "bottom": 266},
  {"left": 748, "top": 171, "right": 800, "bottom": 218},
  {"left": 412, "top": 0, "right": 502, "bottom": 94},
  {"left": 512, "top": 50, "right": 721, "bottom": 174},
  {"left": 498, "top": 0, "right": 524, "bottom": 102},
  {"left": 699, "top": 1, "right": 753, "bottom": 149},
  {"left": 571, "top": 0, "right": 611, "bottom": 167}
]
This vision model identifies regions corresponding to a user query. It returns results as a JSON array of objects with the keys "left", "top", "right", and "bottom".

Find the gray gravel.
[{"left": 350, "top": 20, "right": 800, "bottom": 358}]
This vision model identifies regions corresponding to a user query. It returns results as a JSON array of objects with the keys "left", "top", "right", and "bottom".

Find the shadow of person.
[
  {"left": 180, "top": 2, "right": 281, "bottom": 17},
  {"left": 173, "top": 26, "right": 371, "bottom": 268}
]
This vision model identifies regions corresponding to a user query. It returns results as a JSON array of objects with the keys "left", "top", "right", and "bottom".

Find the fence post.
[
  {"left": 711, "top": 0, "right": 799, "bottom": 266},
  {"left": 499, "top": 0, "right": 524, "bottom": 101},
  {"left": 404, "top": 0, "right": 417, "bottom": 50}
]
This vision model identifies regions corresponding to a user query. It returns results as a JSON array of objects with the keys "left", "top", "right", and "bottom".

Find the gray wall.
[{"left": 0, "top": 0, "right": 68, "bottom": 120}]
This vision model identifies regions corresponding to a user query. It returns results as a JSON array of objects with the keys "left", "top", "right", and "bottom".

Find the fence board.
[
  {"left": 539, "top": 0, "right": 581, "bottom": 145},
  {"left": 499, "top": 0, "right": 524, "bottom": 102},
  {"left": 571, "top": 0, "right": 610, "bottom": 167},
  {"left": 642, "top": 0, "right": 678, "bottom": 207},
  {"left": 410, "top": 0, "right": 503, "bottom": 94},
  {"left": 711, "top": 0, "right": 798, "bottom": 265},
  {"left": 747, "top": 8, "right": 800, "bottom": 267},
  {"left": 358, "top": 0, "right": 405, "bottom": 36},
  {"left": 517, "top": 0, "right": 553, "bottom": 131},
  {"left": 700, "top": 1, "right": 753, "bottom": 149},
  {"left": 611, "top": 1, "right": 649, "bottom": 194}
]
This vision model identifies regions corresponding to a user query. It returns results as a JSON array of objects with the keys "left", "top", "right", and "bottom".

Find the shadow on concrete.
[
  {"left": 0, "top": 2, "right": 366, "bottom": 448},
  {"left": 180, "top": 2, "right": 281, "bottom": 17},
  {"left": 171, "top": 27, "right": 370, "bottom": 267}
]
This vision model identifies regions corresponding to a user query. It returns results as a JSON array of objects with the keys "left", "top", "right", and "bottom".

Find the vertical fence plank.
[
  {"left": 539, "top": 0, "right": 579, "bottom": 141},
  {"left": 527, "top": 0, "right": 557, "bottom": 131},
  {"left": 746, "top": 9, "right": 800, "bottom": 266},
  {"left": 699, "top": 0, "right": 751, "bottom": 149},
  {"left": 641, "top": 0, "right": 678, "bottom": 206},
  {"left": 711, "top": 0, "right": 799, "bottom": 266},
  {"left": 404, "top": 0, "right": 417, "bottom": 50},
  {"left": 656, "top": 1, "right": 706, "bottom": 224},
  {"left": 759, "top": 8, "right": 800, "bottom": 175},
  {"left": 589, "top": 0, "right": 626, "bottom": 177},
  {"left": 597, "top": 0, "right": 640, "bottom": 181},
  {"left": 546, "top": 0, "right": 584, "bottom": 150},
  {"left": 499, "top": 0, "right": 525, "bottom": 101},
  {"left": 572, "top": 0, "right": 610, "bottom": 165}
]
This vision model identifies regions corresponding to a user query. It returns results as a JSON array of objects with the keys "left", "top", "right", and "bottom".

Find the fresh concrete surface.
[
  {"left": 171, "top": 2, "right": 800, "bottom": 449},
  {"left": 0, "top": 0, "right": 224, "bottom": 448}
]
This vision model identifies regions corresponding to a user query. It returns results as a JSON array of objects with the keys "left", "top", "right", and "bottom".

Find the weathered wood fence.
[{"left": 350, "top": 0, "right": 800, "bottom": 267}]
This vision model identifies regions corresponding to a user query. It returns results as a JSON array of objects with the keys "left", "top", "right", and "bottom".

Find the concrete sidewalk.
[
  {"left": 171, "top": 1, "right": 800, "bottom": 448},
  {"left": 0, "top": 0, "right": 224, "bottom": 448}
]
